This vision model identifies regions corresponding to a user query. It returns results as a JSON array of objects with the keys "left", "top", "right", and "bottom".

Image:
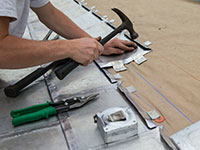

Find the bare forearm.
[
  {"left": 0, "top": 36, "right": 69, "bottom": 69},
  {"left": 35, "top": 3, "right": 90, "bottom": 39}
]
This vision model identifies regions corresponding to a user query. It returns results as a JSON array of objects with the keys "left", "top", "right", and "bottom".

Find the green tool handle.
[
  {"left": 12, "top": 106, "right": 57, "bottom": 126},
  {"left": 11, "top": 102, "right": 50, "bottom": 118}
]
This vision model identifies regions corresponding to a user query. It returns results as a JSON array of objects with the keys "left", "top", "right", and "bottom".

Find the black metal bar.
[
  {"left": 54, "top": 59, "right": 79, "bottom": 80},
  {"left": 4, "top": 60, "right": 67, "bottom": 97}
]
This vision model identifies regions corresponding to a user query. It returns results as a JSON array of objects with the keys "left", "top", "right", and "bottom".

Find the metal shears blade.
[{"left": 69, "top": 93, "right": 100, "bottom": 109}]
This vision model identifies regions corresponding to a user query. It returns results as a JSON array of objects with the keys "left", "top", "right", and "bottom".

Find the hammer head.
[{"left": 112, "top": 8, "right": 139, "bottom": 40}]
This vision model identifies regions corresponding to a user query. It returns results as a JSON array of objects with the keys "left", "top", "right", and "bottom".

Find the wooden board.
[{"left": 86, "top": 0, "right": 200, "bottom": 136}]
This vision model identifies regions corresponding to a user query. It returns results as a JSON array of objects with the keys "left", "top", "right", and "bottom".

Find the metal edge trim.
[
  {"left": 94, "top": 61, "right": 117, "bottom": 84},
  {"left": 117, "top": 83, "right": 157, "bottom": 129},
  {"left": 159, "top": 127, "right": 179, "bottom": 150}
]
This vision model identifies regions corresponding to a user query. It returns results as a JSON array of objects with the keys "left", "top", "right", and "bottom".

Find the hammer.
[
  {"left": 4, "top": 8, "right": 138, "bottom": 98},
  {"left": 55, "top": 8, "right": 138, "bottom": 80}
]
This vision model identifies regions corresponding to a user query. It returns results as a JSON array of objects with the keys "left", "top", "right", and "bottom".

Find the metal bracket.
[
  {"left": 125, "top": 86, "right": 136, "bottom": 93},
  {"left": 112, "top": 60, "right": 127, "bottom": 72},
  {"left": 132, "top": 54, "right": 147, "bottom": 65},
  {"left": 147, "top": 110, "right": 160, "bottom": 120}
]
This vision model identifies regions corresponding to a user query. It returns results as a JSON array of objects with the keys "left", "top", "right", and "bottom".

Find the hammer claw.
[{"left": 112, "top": 8, "right": 139, "bottom": 40}]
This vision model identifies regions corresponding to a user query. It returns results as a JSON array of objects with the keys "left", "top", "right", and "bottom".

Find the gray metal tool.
[
  {"left": 11, "top": 93, "right": 99, "bottom": 126},
  {"left": 94, "top": 106, "right": 138, "bottom": 143},
  {"left": 55, "top": 8, "right": 139, "bottom": 80}
]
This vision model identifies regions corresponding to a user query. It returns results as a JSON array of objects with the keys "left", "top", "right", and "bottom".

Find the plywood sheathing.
[{"left": 86, "top": 0, "right": 200, "bottom": 136}]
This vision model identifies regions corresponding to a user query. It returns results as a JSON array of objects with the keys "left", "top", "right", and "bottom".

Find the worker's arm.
[
  {"left": 32, "top": 2, "right": 137, "bottom": 55},
  {"left": 0, "top": 17, "right": 103, "bottom": 69},
  {"left": 31, "top": 2, "right": 89, "bottom": 39}
]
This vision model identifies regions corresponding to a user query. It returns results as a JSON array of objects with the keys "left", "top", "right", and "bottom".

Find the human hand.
[
  {"left": 102, "top": 38, "right": 137, "bottom": 55},
  {"left": 69, "top": 37, "right": 104, "bottom": 66}
]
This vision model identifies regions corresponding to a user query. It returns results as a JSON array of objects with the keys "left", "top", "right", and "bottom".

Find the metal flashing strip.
[
  {"left": 159, "top": 127, "right": 178, "bottom": 150},
  {"left": 101, "top": 69, "right": 117, "bottom": 83},
  {"left": 96, "top": 44, "right": 150, "bottom": 69},
  {"left": 94, "top": 61, "right": 117, "bottom": 84},
  {"left": 117, "top": 83, "right": 156, "bottom": 129}
]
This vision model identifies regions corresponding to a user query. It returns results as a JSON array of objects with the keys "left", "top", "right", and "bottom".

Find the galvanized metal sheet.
[
  {"left": 91, "top": 127, "right": 169, "bottom": 150},
  {"left": 170, "top": 121, "right": 200, "bottom": 150},
  {"left": 0, "top": 125, "right": 68, "bottom": 150},
  {"left": 67, "top": 87, "right": 168, "bottom": 150},
  {"left": 51, "top": 63, "right": 110, "bottom": 96}
]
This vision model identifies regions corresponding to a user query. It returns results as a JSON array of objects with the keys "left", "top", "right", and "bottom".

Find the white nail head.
[
  {"left": 103, "top": 15, "right": 108, "bottom": 19},
  {"left": 90, "top": 6, "right": 96, "bottom": 10},
  {"left": 144, "top": 41, "right": 152, "bottom": 47},
  {"left": 109, "top": 19, "right": 115, "bottom": 23}
]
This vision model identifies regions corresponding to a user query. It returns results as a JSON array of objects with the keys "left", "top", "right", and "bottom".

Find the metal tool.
[
  {"left": 55, "top": 8, "right": 138, "bottom": 80},
  {"left": 4, "top": 59, "right": 68, "bottom": 98},
  {"left": 94, "top": 106, "right": 138, "bottom": 143},
  {"left": 10, "top": 93, "right": 99, "bottom": 126},
  {"left": 4, "top": 31, "right": 68, "bottom": 98}
]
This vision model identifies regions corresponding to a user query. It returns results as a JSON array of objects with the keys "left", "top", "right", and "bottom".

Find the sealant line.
[{"left": 129, "top": 66, "right": 193, "bottom": 123}]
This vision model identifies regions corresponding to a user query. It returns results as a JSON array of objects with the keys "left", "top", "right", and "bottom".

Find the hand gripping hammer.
[
  {"left": 4, "top": 8, "right": 138, "bottom": 98},
  {"left": 55, "top": 8, "right": 138, "bottom": 80}
]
